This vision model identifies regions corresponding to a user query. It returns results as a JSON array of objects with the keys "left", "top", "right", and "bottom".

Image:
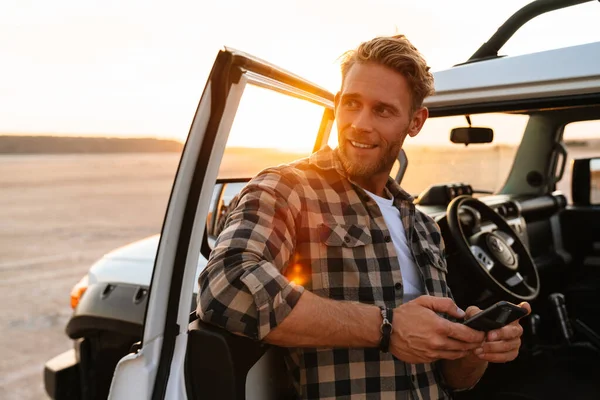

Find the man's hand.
[
  {"left": 439, "top": 301, "right": 531, "bottom": 390},
  {"left": 390, "top": 296, "right": 486, "bottom": 364},
  {"left": 466, "top": 302, "right": 531, "bottom": 363}
]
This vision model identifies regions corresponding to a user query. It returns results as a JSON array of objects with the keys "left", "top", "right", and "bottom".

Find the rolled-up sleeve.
[{"left": 197, "top": 169, "right": 305, "bottom": 340}]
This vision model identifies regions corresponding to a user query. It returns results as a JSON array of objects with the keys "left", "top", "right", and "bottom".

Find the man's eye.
[
  {"left": 343, "top": 99, "right": 358, "bottom": 108},
  {"left": 375, "top": 107, "right": 391, "bottom": 117}
]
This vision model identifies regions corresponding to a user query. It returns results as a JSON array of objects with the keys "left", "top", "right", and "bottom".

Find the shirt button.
[
  {"left": 384, "top": 235, "right": 391, "bottom": 243},
  {"left": 394, "top": 282, "right": 402, "bottom": 290},
  {"left": 344, "top": 236, "right": 351, "bottom": 243}
]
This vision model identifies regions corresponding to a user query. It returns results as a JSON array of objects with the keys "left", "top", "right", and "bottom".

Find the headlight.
[{"left": 70, "top": 275, "right": 89, "bottom": 309}]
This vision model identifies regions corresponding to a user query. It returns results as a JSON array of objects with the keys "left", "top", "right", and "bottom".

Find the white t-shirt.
[{"left": 365, "top": 190, "right": 425, "bottom": 301}]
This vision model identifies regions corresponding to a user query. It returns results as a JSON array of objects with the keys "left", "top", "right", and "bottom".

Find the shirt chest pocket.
[
  {"left": 317, "top": 223, "right": 374, "bottom": 296},
  {"left": 419, "top": 239, "right": 447, "bottom": 272},
  {"left": 319, "top": 223, "right": 372, "bottom": 247},
  {"left": 417, "top": 236, "right": 449, "bottom": 296}
]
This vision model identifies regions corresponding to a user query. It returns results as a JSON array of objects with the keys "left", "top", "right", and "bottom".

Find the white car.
[{"left": 45, "top": 1, "right": 600, "bottom": 399}]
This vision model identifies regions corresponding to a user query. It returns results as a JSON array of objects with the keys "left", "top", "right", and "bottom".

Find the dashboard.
[
  {"left": 415, "top": 182, "right": 569, "bottom": 269},
  {"left": 414, "top": 182, "right": 570, "bottom": 307}
]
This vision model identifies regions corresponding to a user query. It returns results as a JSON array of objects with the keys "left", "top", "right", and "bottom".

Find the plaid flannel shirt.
[{"left": 197, "top": 146, "right": 454, "bottom": 399}]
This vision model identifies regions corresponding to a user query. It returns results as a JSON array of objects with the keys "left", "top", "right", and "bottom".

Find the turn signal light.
[{"left": 70, "top": 275, "right": 89, "bottom": 309}]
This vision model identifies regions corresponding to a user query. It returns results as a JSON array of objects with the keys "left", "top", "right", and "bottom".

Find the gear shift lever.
[
  {"left": 529, "top": 314, "right": 541, "bottom": 338},
  {"left": 548, "top": 293, "right": 574, "bottom": 344},
  {"left": 524, "top": 313, "right": 541, "bottom": 352}
]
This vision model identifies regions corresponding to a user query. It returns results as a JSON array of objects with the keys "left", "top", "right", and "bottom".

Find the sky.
[{"left": 1, "top": 0, "right": 600, "bottom": 145}]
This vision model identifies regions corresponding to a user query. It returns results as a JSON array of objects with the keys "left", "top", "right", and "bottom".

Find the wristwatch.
[{"left": 379, "top": 307, "right": 393, "bottom": 353}]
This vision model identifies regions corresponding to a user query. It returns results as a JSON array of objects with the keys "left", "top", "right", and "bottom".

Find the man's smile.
[{"left": 349, "top": 140, "right": 377, "bottom": 149}]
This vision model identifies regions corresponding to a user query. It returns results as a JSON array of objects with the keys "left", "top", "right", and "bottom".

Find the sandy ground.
[
  {"left": 0, "top": 147, "right": 593, "bottom": 399},
  {"left": 0, "top": 154, "right": 180, "bottom": 400}
]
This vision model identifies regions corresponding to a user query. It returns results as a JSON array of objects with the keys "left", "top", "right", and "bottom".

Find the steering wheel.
[{"left": 446, "top": 195, "right": 540, "bottom": 303}]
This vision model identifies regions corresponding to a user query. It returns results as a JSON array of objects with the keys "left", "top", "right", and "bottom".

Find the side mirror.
[
  {"left": 450, "top": 127, "right": 494, "bottom": 146},
  {"left": 572, "top": 157, "right": 600, "bottom": 205}
]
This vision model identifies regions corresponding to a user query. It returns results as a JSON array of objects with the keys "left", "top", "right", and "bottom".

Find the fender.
[{"left": 66, "top": 282, "right": 148, "bottom": 339}]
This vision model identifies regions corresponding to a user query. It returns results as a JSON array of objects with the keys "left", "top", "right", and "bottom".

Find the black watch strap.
[{"left": 379, "top": 307, "right": 393, "bottom": 353}]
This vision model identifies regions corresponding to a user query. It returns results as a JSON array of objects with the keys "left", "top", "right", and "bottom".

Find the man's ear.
[{"left": 407, "top": 107, "right": 429, "bottom": 138}]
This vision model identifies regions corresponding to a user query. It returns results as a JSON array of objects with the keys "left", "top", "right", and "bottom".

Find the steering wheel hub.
[{"left": 485, "top": 233, "right": 517, "bottom": 269}]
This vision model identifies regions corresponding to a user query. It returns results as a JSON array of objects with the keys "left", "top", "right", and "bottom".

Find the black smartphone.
[{"left": 463, "top": 301, "right": 528, "bottom": 332}]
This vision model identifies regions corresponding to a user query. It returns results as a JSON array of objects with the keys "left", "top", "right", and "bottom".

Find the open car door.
[{"left": 107, "top": 48, "right": 335, "bottom": 400}]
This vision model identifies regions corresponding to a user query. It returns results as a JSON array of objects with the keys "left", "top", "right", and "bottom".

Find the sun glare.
[{"left": 226, "top": 84, "right": 329, "bottom": 152}]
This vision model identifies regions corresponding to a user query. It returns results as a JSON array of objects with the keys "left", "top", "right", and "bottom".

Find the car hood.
[{"left": 88, "top": 234, "right": 208, "bottom": 292}]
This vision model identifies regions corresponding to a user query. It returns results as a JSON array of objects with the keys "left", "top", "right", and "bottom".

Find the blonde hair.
[{"left": 340, "top": 35, "right": 435, "bottom": 112}]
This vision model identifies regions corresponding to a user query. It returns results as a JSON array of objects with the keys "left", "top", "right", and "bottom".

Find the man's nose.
[{"left": 351, "top": 109, "right": 373, "bottom": 133}]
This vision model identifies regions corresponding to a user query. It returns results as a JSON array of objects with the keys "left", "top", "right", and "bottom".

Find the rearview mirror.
[{"left": 450, "top": 127, "right": 494, "bottom": 146}]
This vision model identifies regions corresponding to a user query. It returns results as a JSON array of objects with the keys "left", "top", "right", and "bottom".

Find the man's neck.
[{"left": 352, "top": 174, "right": 389, "bottom": 199}]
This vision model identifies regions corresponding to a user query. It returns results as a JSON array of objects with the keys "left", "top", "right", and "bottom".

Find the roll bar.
[{"left": 463, "top": 0, "right": 598, "bottom": 64}]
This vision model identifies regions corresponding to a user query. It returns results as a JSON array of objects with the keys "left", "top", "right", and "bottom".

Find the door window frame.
[{"left": 142, "top": 48, "right": 335, "bottom": 399}]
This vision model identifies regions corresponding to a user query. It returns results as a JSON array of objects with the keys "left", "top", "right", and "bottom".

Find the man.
[{"left": 197, "top": 35, "right": 529, "bottom": 399}]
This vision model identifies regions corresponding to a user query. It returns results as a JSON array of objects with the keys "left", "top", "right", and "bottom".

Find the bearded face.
[
  {"left": 337, "top": 126, "right": 407, "bottom": 180},
  {"left": 334, "top": 63, "right": 426, "bottom": 193}
]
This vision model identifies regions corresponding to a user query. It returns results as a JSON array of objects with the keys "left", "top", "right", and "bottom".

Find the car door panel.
[{"left": 109, "top": 48, "right": 334, "bottom": 400}]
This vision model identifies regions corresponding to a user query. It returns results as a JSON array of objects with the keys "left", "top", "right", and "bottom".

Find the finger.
[
  {"left": 478, "top": 338, "right": 521, "bottom": 354},
  {"left": 476, "top": 349, "right": 519, "bottom": 363},
  {"left": 433, "top": 349, "right": 472, "bottom": 361},
  {"left": 417, "top": 296, "right": 465, "bottom": 319},
  {"left": 487, "top": 323, "right": 523, "bottom": 341},
  {"left": 464, "top": 306, "right": 482, "bottom": 319},
  {"left": 446, "top": 321, "right": 486, "bottom": 343},
  {"left": 430, "top": 336, "right": 483, "bottom": 352},
  {"left": 518, "top": 302, "right": 532, "bottom": 316}
]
